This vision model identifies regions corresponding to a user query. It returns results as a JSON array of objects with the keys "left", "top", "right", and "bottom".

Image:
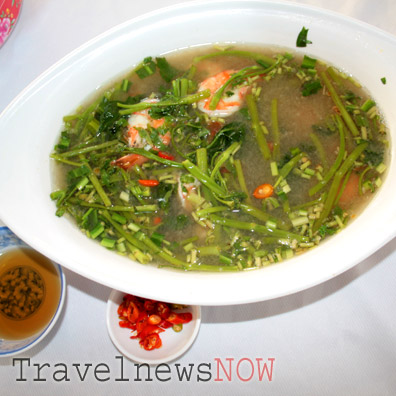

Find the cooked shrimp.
[
  {"left": 111, "top": 153, "right": 147, "bottom": 169},
  {"left": 112, "top": 98, "right": 170, "bottom": 170},
  {"left": 126, "top": 98, "right": 169, "bottom": 148},
  {"left": 197, "top": 70, "right": 250, "bottom": 118}
]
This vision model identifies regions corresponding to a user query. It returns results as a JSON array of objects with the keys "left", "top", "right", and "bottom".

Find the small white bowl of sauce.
[{"left": 0, "top": 226, "right": 66, "bottom": 357}]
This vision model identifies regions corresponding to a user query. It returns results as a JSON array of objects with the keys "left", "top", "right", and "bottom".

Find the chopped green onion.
[
  {"left": 301, "top": 55, "right": 317, "bottom": 69},
  {"left": 111, "top": 213, "right": 127, "bottom": 225},
  {"left": 90, "top": 224, "right": 104, "bottom": 239},
  {"left": 101, "top": 238, "right": 116, "bottom": 248}
]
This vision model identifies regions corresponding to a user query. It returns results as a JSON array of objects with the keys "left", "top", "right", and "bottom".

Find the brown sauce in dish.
[{"left": 0, "top": 248, "right": 61, "bottom": 340}]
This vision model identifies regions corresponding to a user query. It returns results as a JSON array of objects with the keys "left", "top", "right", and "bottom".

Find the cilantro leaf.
[
  {"left": 302, "top": 80, "right": 322, "bottom": 96},
  {"left": 156, "top": 57, "right": 179, "bottom": 83},
  {"left": 296, "top": 27, "right": 312, "bottom": 47}
]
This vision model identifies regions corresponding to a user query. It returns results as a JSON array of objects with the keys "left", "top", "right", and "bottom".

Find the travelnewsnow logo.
[{"left": 12, "top": 356, "right": 275, "bottom": 383}]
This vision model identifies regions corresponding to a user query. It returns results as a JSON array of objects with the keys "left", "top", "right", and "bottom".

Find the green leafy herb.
[
  {"left": 135, "top": 57, "right": 157, "bottom": 79},
  {"left": 55, "top": 131, "right": 71, "bottom": 151},
  {"left": 97, "top": 99, "right": 128, "bottom": 140},
  {"left": 363, "top": 141, "right": 384, "bottom": 166},
  {"left": 156, "top": 57, "right": 179, "bottom": 83},
  {"left": 302, "top": 80, "right": 322, "bottom": 96},
  {"left": 296, "top": 27, "right": 312, "bottom": 47},
  {"left": 312, "top": 124, "right": 336, "bottom": 136},
  {"left": 205, "top": 122, "right": 246, "bottom": 159},
  {"left": 381, "top": 77, "right": 387, "bottom": 85},
  {"left": 154, "top": 183, "right": 174, "bottom": 212},
  {"left": 175, "top": 214, "right": 189, "bottom": 230},
  {"left": 318, "top": 224, "right": 336, "bottom": 237}
]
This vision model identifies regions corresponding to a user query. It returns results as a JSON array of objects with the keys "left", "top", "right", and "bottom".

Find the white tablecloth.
[{"left": 1, "top": 1, "right": 396, "bottom": 394}]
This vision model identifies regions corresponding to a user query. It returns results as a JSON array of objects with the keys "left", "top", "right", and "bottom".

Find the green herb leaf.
[
  {"left": 175, "top": 214, "right": 189, "bottom": 230},
  {"left": 318, "top": 224, "right": 336, "bottom": 237},
  {"left": 302, "top": 80, "right": 322, "bottom": 96},
  {"left": 363, "top": 141, "right": 384, "bottom": 166},
  {"left": 205, "top": 122, "right": 246, "bottom": 159},
  {"left": 156, "top": 57, "right": 179, "bottom": 83},
  {"left": 97, "top": 99, "right": 127, "bottom": 140},
  {"left": 296, "top": 27, "right": 312, "bottom": 47},
  {"left": 135, "top": 57, "right": 157, "bottom": 79}
]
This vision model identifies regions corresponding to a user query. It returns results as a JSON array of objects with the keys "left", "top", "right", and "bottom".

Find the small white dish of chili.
[{"left": 106, "top": 289, "right": 201, "bottom": 364}]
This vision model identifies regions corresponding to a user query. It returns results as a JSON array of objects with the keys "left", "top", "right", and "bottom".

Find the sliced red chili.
[
  {"left": 166, "top": 312, "right": 193, "bottom": 325},
  {"left": 117, "top": 294, "right": 193, "bottom": 352},
  {"left": 153, "top": 216, "right": 162, "bottom": 225},
  {"left": 138, "top": 179, "right": 160, "bottom": 187},
  {"left": 143, "top": 299, "right": 156, "bottom": 313},
  {"left": 117, "top": 302, "right": 127, "bottom": 317},
  {"left": 158, "top": 151, "right": 175, "bottom": 160},
  {"left": 135, "top": 311, "right": 149, "bottom": 334},
  {"left": 141, "top": 333, "right": 162, "bottom": 351},
  {"left": 138, "top": 324, "right": 164, "bottom": 340},
  {"left": 159, "top": 319, "right": 173, "bottom": 329},
  {"left": 148, "top": 314, "right": 162, "bottom": 325},
  {"left": 253, "top": 183, "right": 274, "bottom": 199},
  {"left": 156, "top": 302, "right": 170, "bottom": 319},
  {"left": 126, "top": 301, "right": 140, "bottom": 323},
  {"left": 119, "top": 320, "right": 135, "bottom": 330}
]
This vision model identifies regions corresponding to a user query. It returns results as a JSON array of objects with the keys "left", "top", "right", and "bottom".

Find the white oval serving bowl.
[
  {"left": 107, "top": 290, "right": 201, "bottom": 364},
  {"left": 0, "top": 0, "right": 395, "bottom": 305}
]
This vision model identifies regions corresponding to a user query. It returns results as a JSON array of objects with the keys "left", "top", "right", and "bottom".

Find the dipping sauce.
[{"left": 0, "top": 248, "right": 61, "bottom": 340}]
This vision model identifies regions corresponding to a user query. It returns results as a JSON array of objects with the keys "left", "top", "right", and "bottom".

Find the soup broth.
[{"left": 50, "top": 44, "right": 389, "bottom": 271}]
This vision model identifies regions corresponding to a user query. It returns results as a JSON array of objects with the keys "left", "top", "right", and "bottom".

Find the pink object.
[{"left": 0, "top": 0, "right": 23, "bottom": 47}]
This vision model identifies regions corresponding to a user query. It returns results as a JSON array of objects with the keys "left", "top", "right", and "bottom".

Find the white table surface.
[{"left": 1, "top": 0, "right": 396, "bottom": 395}]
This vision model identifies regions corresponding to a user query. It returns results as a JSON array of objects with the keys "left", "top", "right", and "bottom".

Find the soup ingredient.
[
  {"left": 50, "top": 44, "right": 389, "bottom": 271},
  {"left": 117, "top": 294, "right": 193, "bottom": 351},
  {"left": 197, "top": 70, "right": 249, "bottom": 117},
  {"left": 0, "top": 248, "right": 61, "bottom": 340},
  {"left": 253, "top": 183, "right": 274, "bottom": 199},
  {"left": 296, "top": 26, "right": 312, "bottom": 47},
  {"left": 138, "top": 179, "right": 160, "bottom": 187}
]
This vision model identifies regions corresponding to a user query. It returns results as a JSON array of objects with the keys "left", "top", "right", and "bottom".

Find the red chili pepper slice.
[
  {"left": 138, "top": 179, "right": 160, "bottom": 187},
  {"left": 141, "top": 333, "right": 162, "bottom": 351},
  {"left": 158, "top": 151, "right": 175, "bottom": 160},
  {"left": 166, "top": 312, "right": 193, "bottom": 325},
  {"left": 253, "top": 183, "right": 274, "bottom": 199},
  {"left": 126, "top": 301, "right": 140, "bottom": 323},
  {"left": 153, "top": 216, "right": 162, "bottom": 225},
  {"left": 119, "top": 320, "right": 136, "bottom": 330},
  {"left": 156, "top": 302, "right": 170, "bottom": 319},
  {"left": 117, "top": 294, "right": 193, "bottom": 352},
  {"left": 159, "top": 319, "right": 173, "bottom": 329},
  {"left": 137, "top": 324, "right": 164, "bottom": 340},
  {"left": 143, "top": 299, "right": 156, "bottom": 313},
  {"left": 148, "top": 314, "right": 162, "bottom": 325}
]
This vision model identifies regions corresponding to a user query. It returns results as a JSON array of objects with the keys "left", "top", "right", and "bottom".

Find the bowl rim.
[{"left": 0, "top": 0, "right": 396, "bottom": 306}]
